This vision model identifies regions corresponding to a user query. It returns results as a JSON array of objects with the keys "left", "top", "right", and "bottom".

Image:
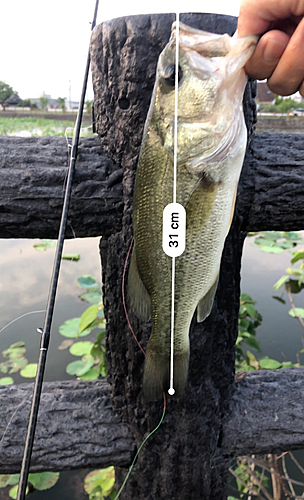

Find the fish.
[{"left": 128, "top": 21, "right": 257, "bottom": 401}]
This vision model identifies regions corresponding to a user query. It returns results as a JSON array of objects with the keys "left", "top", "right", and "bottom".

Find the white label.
[{"left": 162, "top": 203, "right": 186, "bottom": 257}]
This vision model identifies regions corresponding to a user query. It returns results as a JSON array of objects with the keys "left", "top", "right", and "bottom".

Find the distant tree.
[
  {"left": 57, "top": 97, "right": 66, "bottom": 112},
  {"left": 39, "top": 96, "right": 49, "bottom": 110},
  {"left": 85, "top": 99, "right": 93, "bottom": 113},
  {"left": 0, "top": 81, "right": 18, "bottom": 110},
  {"left": 18, "top": 99, "right": 31, "bottom": 108}
]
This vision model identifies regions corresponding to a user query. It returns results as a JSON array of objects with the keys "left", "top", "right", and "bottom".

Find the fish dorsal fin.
[
  {"left": 197, "top": 275, "right": 219, "bottom": 323},
  {"left": 127, "top": 244, "right": 151, "bottom": 320}
]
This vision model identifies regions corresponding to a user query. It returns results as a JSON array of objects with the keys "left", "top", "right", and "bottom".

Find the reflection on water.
[
  {"left": 0, "top": 237, "right": 102, "bottom": 383},
  {"left": 241, "top": 236, "right": 304, "bottom": 363},
  {"left": 1, "top": 235, "right": 303, "bottom": 499}
]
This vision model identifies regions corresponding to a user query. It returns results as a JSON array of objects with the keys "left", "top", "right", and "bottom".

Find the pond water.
[
  {"left": 1, "top": 120, "right": 304, "bottom": 498},
  {"left": 1, "top": 234, "right": 303, "bottom": 498}
]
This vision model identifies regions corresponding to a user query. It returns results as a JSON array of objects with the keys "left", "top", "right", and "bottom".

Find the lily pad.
[
  {"left": 9, "top": 484, "right": 29, "bottom": 499},
  {"left": 69, "top": 341, "right": 94, "bottom": 356},
  {"left": 80, "top": 291, "right": 102, "bottom": 304},
  {"left": 20, "top": 363, "right": 37, "bottom": 378},
  {"left": 59, "top": 318, "right": 93, "bottom": 338},
  {"left": 289, "top": 307, "right": 304, "bottom": 318},
  {"left": 28, "top": 472, "right": 60, "bottom": 491},
  {"left": 66, "top": 357, "right": 94, "bottom": 377},
  {"left": 62, "top": 253, "right": 80, "bottom": 261},
  {"left": 58, "top": 339, "right": 74, "bottom": 350},
  {"left": 0, "top": 377, "right": 14, "bottom": 385},
  {"left": 259, "top": 357, "right": 282, "bottom": 370},
  {"left": 84, "top": 467, "right": 115, "bottom": 496},
  {"left": 77, "top": 275, "right": 97, "bottom": 288},
  {"left": 79, "top": 367, "right": 99, "bottom": 380}
]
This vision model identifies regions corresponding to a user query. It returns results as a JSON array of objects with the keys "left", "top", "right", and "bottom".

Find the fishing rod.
[{"left": 16, "top": 1, "right": 99, "bottom": 498}]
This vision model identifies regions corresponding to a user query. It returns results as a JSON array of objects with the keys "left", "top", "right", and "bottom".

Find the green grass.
[{"left": 0, "top": 117, "right": 94, "bottom": 137}]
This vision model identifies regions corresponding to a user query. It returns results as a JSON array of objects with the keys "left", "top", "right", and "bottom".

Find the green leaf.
[
  {"left": 0, "top": 377, "right": 14, "bottom": 385},
  {"left": 20, "top": 363, "right": 37, "bottom": 378},
  {"left": 78, "top": 305, "right": 99, "bottom": 334},
  {"left": 80, "top": 291, "right": 102, "bottom": 304},
  {"left": 79, "top": 367, "right": 99, "bottom": 380},
  {"left": 246, "top": 351, "right": 259, "bottom": 370},
  {"left": 244, "top": 337, "right": 261, "bottom": 352},
  {"left": 244, "top": 304, "right": 257, "bottom": 318},
  {"left": 84, "top": 468, "right": 115, "bottom": 496},
  {"left": 62, "top": 253, "right": 80, "bottom": 261},
  {"left": 259, "top": 246, "right": 284, "bottom": 253},
  {"left": 59, "top": 318, "right": 93, "bottom": 338},
  {"left": 9, "top": 485, "right": 29, "bottom": 499},
  {"left": 281, "top": 361, "right": 295, "bottom": 368},
  {"left": 286, "top": 267, "right": 302, "bottom": 275},
  {"left": 289, "top": 307, "right": 304, "bottom": 318},
  {"left": 259, "top": 357, "right": 282, "bottom": 370},
  {"left": 77, "top": 275, "right": 97, "bottom": 288},
  {"left": 1, "top": 474, "right": 20, "bottom": 486},
  {"left": 240, "top": 293, "right": 255, "bottom": 304},
  {"left": 28, "top": 472, "right": 60, "bottom": 491},
  {"left": 10, "top": 485, "right": 29, "bottom": 499},
  {"left": 9, "top": 357, "right": 28, "bottom": 374},
  {"left": 0, "top": 475, "right": 12, "bottom": 487},
  {"left": 66, "top": 358, "right": 94, "bottom": 377},
  {"left": 2, "top": 347, "right": 26, "bottom": 359},
  {"left": 291, "top": 251, "right": 304, "bottom": 264},
  {"left": 273, "top": 275, "right": 289, "bottom": 290},
  {"left": 69, "top": 341, "right": 94, "bottom": 356},
  {"left": 284, "top": 231, "right": 302, "bottom": 241}
]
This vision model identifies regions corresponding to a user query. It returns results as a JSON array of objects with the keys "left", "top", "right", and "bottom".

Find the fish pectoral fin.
[
  {"left": 127, "top": 245, "right": 151, "bottom": 320},
  {"left": 197, "top": 275, "right": 219, "bottom": 323}
]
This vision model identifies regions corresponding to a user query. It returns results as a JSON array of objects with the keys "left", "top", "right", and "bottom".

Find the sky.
[{"left": 1, "top": 0, "right": 241, "bottom": 103}]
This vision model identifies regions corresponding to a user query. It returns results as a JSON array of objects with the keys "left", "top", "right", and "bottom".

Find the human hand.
[{"left": 237, "top": 0, "right": 304, "bottom": 96}]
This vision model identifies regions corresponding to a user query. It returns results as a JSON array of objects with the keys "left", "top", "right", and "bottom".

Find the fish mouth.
[{"left": 171, "top": 21, "right": 232, "bottom": 57}]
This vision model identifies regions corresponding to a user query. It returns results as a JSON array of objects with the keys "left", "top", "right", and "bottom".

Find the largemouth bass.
[{"left": 128, "top": 22, "right": 257, "bottom": 401}]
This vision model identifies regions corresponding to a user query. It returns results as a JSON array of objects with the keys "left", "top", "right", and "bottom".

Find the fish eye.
[{"left": 163, "top": 64, "right": 183, "bottom": 86}]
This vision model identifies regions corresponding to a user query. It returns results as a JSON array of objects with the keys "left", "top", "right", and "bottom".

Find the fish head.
[{"left": 153, "top": 22, "right": 257, "bottom": 166}]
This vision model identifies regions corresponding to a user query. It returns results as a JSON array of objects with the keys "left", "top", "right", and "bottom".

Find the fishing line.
[
  {"left": 0, "top": 310, "right": 46, "bottom": 335},
  {"left": 118, "top": 237, "right": 166, "bottom": 499}
]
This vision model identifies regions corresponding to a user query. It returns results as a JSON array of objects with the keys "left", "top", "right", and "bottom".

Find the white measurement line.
[
  {"left": 168, "top": 12, "right": 180, "bottom": 397},
  {"left": 173, "top": 13, "right": 179, "bottom": 205}
]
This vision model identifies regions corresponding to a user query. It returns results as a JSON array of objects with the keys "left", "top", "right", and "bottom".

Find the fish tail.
[{"left": 143, "top": 343, "right": 189, "bottom": 401}]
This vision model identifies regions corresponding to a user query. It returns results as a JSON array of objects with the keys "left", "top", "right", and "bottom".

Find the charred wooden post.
[
  {"left": 1, "top": 370, "right": 304, "bottom": 474},
  {"left": 1, "top": 134, "right": 304, "bottom": 238},
  {"left": 90, "top": 13, "right": 255, "bottom": 500},
  {"left": 0, "top": 11, "right": 304, "bottom": 498}
]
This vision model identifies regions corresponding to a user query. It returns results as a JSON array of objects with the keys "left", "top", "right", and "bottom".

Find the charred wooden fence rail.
[{"left": 1, "top": 12, "right": 304, "bottom": 500}]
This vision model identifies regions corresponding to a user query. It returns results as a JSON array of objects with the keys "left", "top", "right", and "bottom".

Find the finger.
[
  {"left": 299, "top": 80, "right": 304, "bottom": 97},
  {"left": 244, "top": 30, "right": 290, "bottom": 80},
  {"left": 267, "top": 17, "right": 304, "bottom": 95},
  {"left": 238, "top": 0, "right": 304, "bottom": 37}
]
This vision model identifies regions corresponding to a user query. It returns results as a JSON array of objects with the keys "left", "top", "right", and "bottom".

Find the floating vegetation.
[{"left": 0, "top": 117, "right": 94, "bottom": 137}]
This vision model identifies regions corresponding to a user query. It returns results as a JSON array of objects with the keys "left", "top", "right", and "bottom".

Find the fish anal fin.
[
  {"left": 127, "top": 245, "right": 151, "bottom": 320},
  {"left": 197, "top": 276, "right": 219, "bottom": 323}
]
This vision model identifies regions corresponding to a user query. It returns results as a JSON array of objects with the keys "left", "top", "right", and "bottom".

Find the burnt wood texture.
[
  {"left": 0, "top": 370, "right": 304, "bottom": 474},
  {"left": 1, "top": 12, "right": 304, "bottom": 500},
  {"left": 1, "top": 133, "right": 304, "bottom": 238}
]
